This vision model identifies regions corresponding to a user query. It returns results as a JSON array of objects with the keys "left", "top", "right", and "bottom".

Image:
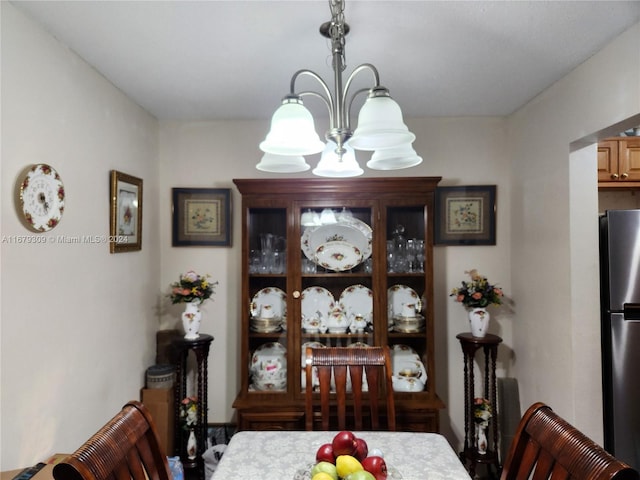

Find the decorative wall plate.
[{"left": 18, "top": 164, "right": 65, "bottom": 232}]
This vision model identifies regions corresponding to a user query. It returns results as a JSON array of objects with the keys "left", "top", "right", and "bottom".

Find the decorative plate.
[
  {"left": 301, "top": 218, "right": 372, "bottom": 266},
  {"left": 18, "top": 164, "right": 65, "bottom": 232},
  {"left": 250, "top": 287, "right": 287, "bottom": 319},
  {"left": 339, "top": 284, "right": 373, "bottom": 320},
  {"left": 314, "top": 241, "right": 363, "bottom": 272},
  {"left": 301, "top": 286, "right": 335, "bottom": 323},
  {"left": 387, "top": 285, "right": 422, "bottom": 319}
]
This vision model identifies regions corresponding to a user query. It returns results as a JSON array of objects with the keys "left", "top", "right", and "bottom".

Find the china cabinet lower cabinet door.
[{"left": 232, "top": 177, "right": 445, "bottom": 432}]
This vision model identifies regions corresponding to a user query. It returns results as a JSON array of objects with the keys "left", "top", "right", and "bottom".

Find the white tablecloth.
[{"left": 210, "top": 430, "right": 471, "bottom": 480}]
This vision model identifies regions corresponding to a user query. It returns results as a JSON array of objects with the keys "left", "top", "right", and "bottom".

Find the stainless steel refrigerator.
[{"left": 600, "top": 209, "right": 640, "bottom": 470}]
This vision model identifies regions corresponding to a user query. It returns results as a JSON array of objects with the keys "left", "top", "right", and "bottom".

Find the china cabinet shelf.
[{"left": 233, "top": 177, "right": 444, "bottom": 432}]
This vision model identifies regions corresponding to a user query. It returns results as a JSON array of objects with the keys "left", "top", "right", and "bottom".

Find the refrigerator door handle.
[{"left": 623, "top": 303, "right": 640, "bottom": 320}]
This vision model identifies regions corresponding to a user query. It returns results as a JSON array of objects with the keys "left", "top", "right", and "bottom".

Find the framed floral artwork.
[
  {"left": 110, "top": 170, "right": 142, "bottom": 253},
  {"left": 172, "top": 188, "right": 231, "bottom": 246},
  {"left": 434, "top": 185, "right": 496, "bottom": 245}
]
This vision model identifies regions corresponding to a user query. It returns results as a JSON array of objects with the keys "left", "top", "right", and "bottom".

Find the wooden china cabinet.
[{"left": 232, "top": 177, "right": 445, "bottom": 432}]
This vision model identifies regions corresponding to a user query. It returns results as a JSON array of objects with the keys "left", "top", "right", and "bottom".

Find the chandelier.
[{"left": 256, "top": 0, "right": 422, "bottom": 177}]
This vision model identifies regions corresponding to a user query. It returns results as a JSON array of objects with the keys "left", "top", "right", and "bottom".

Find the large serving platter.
[
  {"left": 314, "top": 241, "right": 363, "bottom": 271},
  {"left": 301, "top": 218, "right": 372, "bottom": 270}
]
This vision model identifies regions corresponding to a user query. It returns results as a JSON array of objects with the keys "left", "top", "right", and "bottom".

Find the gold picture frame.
[
  {"left": 172, "top": 188, "right": 231, "bottom": 247},
  {"left": 110, "top": 170, "right": 142, "bottom": 253}
]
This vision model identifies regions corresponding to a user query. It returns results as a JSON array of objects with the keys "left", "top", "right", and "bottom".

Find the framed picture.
[
  {"left": 172, "top": 188, "right": 231, "bottom": 247},
  {"left": 434, "top": 185, "right": 496, "bottom": 245},
  {"left": 110, "top": 170, "right": 143, "bottom": 253}
]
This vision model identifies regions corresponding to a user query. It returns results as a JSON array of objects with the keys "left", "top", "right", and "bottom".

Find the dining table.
[{"left": 209, "top": 430, "right": 472, "bottom": 480}]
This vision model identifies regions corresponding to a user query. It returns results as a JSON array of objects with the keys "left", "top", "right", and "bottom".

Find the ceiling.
[{"left": 11, "top": 0, "right": 640, "bottom": 122}]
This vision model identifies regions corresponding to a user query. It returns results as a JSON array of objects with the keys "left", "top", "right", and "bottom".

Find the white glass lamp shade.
[
  {"left": 348, "top": 95, "right": 416, "bottom": 151},
  {"left": 259, "top": 99, "right": 325, "bottom": 156},
  {"left": 312, "top": 141, "right": 363, "bottom": 177},
  {"left": 256, "top": 152, "right": 310, "bottom": 173},
  {"left": 366, "top": 143, "right": 423, "bottom": 170}
]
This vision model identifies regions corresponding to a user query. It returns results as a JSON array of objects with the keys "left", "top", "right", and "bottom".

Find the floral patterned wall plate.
[
  {"left": 314, "top": 241, "right": 363, "bottom": 272},
  {"left": 250, "top": 287, "right": 287, "bottom": 319},
  {"left": 301, "top": 219, "right": 372, "bottom": 265}
]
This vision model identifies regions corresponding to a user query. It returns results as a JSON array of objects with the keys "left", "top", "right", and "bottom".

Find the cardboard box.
[
  {"left": 141, "top": 387, "right": 174, "bottom": 455},
  {"left": 1, "top": 455, "right": 67, "bottom": 480}
]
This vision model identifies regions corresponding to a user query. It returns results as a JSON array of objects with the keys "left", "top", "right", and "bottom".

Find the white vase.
[
  {"left": 476, "top": 424, "right": 488, "bottom": 454},
  {"left": 182, "top": 302, "right": 202, "bottom": 340},
  {"left": 468, "top": 307, "right": 489, "bottom": 338},
  {"left": 186, "top": 428, "right": 197, "bottom": 459}
]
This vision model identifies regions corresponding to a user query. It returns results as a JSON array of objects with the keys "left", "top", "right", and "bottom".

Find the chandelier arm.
[
  {"left": 297, "top": 90, "right": 335, "bottom": 127},
  {"left": 290, "top": 69, "right": 335, "bottom": 116},
  {"left": 342, "top": 63, "right": 381, "bottom": 107}
]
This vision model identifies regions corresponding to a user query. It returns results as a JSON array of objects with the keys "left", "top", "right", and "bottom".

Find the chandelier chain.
[{"left": 329, "top": 0, "right": 347, "bottom": 73}]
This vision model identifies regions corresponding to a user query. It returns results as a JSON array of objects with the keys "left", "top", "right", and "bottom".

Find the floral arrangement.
[
  {"left": 169, "top": 270, "right": 217, "bottom": 305},
  {"left": 180, "top": 396, "right": 198, "bottom": 429},
  {"left": 474, "top": 397, "right": 492, "bottom": 427},
  {"left": 450, "top": 269, "right": 503, "bottom": 308}
]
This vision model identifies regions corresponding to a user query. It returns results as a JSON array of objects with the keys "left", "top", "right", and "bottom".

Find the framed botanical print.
[
  {"left": 110, "top": 170, "right": 142, "bottom": 253},
  {"left": 434, "top": 185, "right": 496, "bottom": 245},
  {"left": 172, "top": 188, "right": 231, "bottom": 247}
]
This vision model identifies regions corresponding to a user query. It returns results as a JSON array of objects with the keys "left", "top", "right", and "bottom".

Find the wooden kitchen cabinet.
[
  {"left": 598, "top": 137, "right": 640, "bottom": 188},
  {"left": 232, "top": 177, "right": 445, "bottom": 432}
]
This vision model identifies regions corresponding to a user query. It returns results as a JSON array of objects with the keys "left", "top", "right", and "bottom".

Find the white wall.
[
  {"left": 1, "top": 3, "right": 160, "bottom": 469},
  {"left": 157, "top": 117, "right": 514, "bottom": 450},
  {"left": 507, "top": 22, "right": 640, "bottom": 442}
]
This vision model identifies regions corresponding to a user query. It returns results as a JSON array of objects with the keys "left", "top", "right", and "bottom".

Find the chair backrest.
[
  {"left": 501, "top": 402, "right": 639, "bottom": 480},
  {"left": 305, "top": 345, "right": 396, "bottom": 431},
  {"left": 53, "top": 401, "right": 172, "bottom": 480}
]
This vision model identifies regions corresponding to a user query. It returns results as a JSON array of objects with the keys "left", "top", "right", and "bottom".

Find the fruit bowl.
[
  {"left": 295, "top": 431, "right": 407, "bottom": 480},
  {"left": 292, "top": 463, "right": 404, "bottom": 480}
]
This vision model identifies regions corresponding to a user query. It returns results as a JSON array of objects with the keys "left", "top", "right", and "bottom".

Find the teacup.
[{"left": 348, "top": 314, "right": 368, "bottom": 333}]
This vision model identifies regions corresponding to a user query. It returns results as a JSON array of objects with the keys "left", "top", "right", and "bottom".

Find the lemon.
[
  {"left": 335, "top": 455, "right": 363, "bottom": 479},
  {"left": 311, "top": 473, "right": 335, "bottom": 480}
]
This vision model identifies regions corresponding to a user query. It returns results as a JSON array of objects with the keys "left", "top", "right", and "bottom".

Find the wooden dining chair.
[
  {"left": 305, "top": 345, "right": 396, "bottom": 431},
  {"left": 501, "top": 402, "right": 639, "bottom": 480},
  {"left": 53, "top": 401, "right": 172, "bottom": 480}
]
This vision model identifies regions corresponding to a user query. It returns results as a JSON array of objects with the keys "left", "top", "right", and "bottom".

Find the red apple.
[
  {"left": 332, "top": 430, "right": 357, "bottom": 456},
  {"left": 362, "top": 456, "right": 387, "bottom": 480},
  {"left": 316, "top": 443, "right": 336, "bottom": 464},
  {"left": 353, "top": 437, "right": 369, "bottom": 461}
]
